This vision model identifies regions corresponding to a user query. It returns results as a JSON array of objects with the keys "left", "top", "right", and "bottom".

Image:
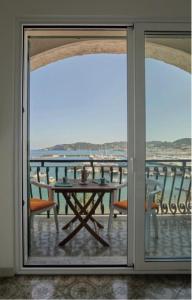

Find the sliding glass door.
[
  {"left": 145, "top": 33, "right": 191, "bottom": 261},
  {"left": 20, "top": 23, "right": 190, "bottom": 273},
  {"left": 22, "top": 27, "right": 133, "bottom": 268},
  {"left": 134, "top": 23, "right": 191, "bottom": 271}
]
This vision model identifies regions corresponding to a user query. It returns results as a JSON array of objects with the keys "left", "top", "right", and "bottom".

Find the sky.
[{"left": 30, "top": 54, "right": 191, "bottom": 149}]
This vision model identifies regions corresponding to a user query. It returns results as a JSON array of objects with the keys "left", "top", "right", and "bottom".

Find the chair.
[
  {"left": 30, "top": 180, "right": 59, "bottom": 232},
  {"left": 108, "top": 179, "right": 162, "bottom": 241}
]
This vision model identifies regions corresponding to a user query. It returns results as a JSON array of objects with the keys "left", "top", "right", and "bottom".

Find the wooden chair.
[
  {"left": 108, "top": 179, "right": 162, "bottom": 241},
  {"left": 30, "top": 180, "right": 59, "bottom": 232}
]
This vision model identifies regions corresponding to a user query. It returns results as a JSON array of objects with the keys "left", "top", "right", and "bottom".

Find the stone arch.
[{"left": 30, "top": 39, "right": 191, "bottom": 73}]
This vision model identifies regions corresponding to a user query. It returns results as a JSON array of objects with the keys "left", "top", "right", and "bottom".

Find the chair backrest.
[
  {"left": 146, "top": 178, "right": 161, "bottom": 194},
  {"left": 145, "top": 178, "right": 162, "bottom": 210}
]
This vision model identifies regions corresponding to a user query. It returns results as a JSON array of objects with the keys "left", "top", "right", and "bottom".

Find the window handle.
[{"left": 130, "top": 157, "right": 134, "bottom": 172}]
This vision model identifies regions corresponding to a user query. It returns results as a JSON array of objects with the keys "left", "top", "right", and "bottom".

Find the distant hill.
[
  {"left": 43, "top": 141, "right": 127, "bottom": 151},
  {"left": 173, "top": 138, "right": 191, "bottom": 145},
  {"left": 147, "top": 138, "right": 191, "bottom": 147},
  {"left": 41, "top": 138, "right": 191, "bottom": 151}
]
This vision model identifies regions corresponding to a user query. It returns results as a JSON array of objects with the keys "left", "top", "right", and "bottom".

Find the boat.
[
  {"left": 49, "top": 177, "right": 56, "bottom": 183},
  {"left": 123, "top": 169, "right": 128, "bottom": 174},
  {"left": 31, "top": 171, "right": 46, "bottom": 179}
]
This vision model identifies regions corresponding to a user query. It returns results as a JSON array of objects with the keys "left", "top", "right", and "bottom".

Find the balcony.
[{"left": 29, "top": 159, "right": 191, "bottom": 265}]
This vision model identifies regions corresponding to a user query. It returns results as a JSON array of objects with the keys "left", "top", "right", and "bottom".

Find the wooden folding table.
[{"left": 53, "top": 179, "right": 125, "bottom": 247}]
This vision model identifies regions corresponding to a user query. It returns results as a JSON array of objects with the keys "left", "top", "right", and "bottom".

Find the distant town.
[
  {"left": 40, "top": 138, "right": 191, "bottom": 160},
  {"left": 145, "top": 138, "right": 191, "bottom": 160}
]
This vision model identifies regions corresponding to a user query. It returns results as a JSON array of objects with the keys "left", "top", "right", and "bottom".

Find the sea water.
[{"left": 30, "top": 149, "right": 191, "bottom": 214}]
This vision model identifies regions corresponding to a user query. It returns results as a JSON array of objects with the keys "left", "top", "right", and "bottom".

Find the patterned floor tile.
[
  {"left": 0, "top": 275, "right": 190, "bottom": 299},
  {"left": 29, "top": 215, "right": 191, "bottom": 264}
]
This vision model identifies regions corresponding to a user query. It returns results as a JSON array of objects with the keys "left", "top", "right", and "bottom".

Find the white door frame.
[
  {"left": 14, "top": 17, "right": 191, "bottom": 274},
  {"left": 133, "top": 22, "right": 191, "bottom": 271},
  {"left": 15, "top": 21, "right": 135, "bottom": 274}
]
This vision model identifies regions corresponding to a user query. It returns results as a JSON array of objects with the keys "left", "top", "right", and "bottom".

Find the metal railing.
[{"left": 30, "top": 159, "right": 191, "bottom": 215}]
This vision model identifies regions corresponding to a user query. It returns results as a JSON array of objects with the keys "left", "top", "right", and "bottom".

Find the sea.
[
  {"left": 30, "top": 149, "right": 191, "bottom": 214},
  {"left": 30, "top": 149, "right": 127, "bottom": 160}
]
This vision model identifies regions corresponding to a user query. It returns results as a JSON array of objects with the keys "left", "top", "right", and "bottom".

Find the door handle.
[{"left": 130, "top": 157, "right": 134, "bottom": 172}]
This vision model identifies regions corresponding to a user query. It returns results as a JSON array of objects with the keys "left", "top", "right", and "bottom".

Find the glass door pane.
[
  {"left": 144, "top": 33, "right": 191, "bottom": 260},
  {"left": 25, "top": 28, "right": 129, "bottom": 266}
]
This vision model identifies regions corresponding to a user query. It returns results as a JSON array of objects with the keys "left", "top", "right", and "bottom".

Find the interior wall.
[{"left": 0, "top": 0, "right": 190, "bottom": 274}]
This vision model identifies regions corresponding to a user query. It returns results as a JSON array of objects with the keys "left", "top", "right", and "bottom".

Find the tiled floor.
[
  {"left": 30, "top": 215, "right": 127, "bottom": 265},
  {"left": 146, "top": 214, "right": 191, "bottom": 259},
  {"left": 0, "top": 274, "right": 191, "bottom": 299},
  {"left": 29, "top": 214, "right": 191, "bottom": 265}
]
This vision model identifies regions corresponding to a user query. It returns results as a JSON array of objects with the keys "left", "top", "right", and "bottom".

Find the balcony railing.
[{"left": 30, "top": 159, "right": 191, "bottom": 215}]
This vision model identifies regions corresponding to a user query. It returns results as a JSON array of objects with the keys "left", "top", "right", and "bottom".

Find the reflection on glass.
[{"left": 145, "top": 34, "right": 191, "bottom": 260}]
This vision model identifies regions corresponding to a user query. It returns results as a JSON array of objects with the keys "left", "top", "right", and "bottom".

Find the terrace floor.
[{"left": 29, "top": 214, "right": 191, "bottom": 265}]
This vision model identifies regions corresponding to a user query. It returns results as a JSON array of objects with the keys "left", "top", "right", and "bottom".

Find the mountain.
[
  {"left": 41, "top": 138, "right": 191, "bottom": 151},
  {"left": 172, "top": 138, "right": 191, "bottom": 145},
  {"left": 43, "top": 141, "right": 127, "bottom": 151},
  {"left": 146, "top": 138, "right": 191, "bottom": 147}
]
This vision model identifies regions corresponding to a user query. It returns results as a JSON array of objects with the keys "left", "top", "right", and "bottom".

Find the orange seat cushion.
[
  {"left": 145, "top": 202, "right": 158, "bottom": 210},
  {"left": 113, "top": 200, "right": 158, "bottom": 210},
  {"left": 113, "top": 200, "right": 128, "bottom": 209},
  {"left": 30, "top": 198, "right": 55, "bottom": 212}
]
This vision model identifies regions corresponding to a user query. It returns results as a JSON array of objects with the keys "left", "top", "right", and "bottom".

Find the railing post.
[
  {"left": 46, "top": 167, "right": 50, "bottom": 218},
  {"left": 55, "top": 166, "right": 60, "bottom": 214},
  {"left": 118, "top": 167, "right": 122, "bottom": 201},
  {"left": 37, "top": 166, "right": 42, "bottom": 199}
]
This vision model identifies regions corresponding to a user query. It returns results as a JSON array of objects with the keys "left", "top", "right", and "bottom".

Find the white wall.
[{"left": 0, "top": 0, "right": 190, "bottom": 273}]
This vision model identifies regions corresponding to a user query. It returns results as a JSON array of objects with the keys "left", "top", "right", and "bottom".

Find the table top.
[{"left": 52, "top": 179, "right": 126, "bottom": 193}]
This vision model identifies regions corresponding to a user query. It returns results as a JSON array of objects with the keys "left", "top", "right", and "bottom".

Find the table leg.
[
  {"left": 108, "top": 190, "right": 117, "bottom": 232},
  {"left": 72, "top": 193, "right": 104, "bottom": 229},
  {"left": 59, "top": 192, "right": 109, "bottom": 247},
  {"left": 62, "top": 192, "right": 97, "bottom": 229}
]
